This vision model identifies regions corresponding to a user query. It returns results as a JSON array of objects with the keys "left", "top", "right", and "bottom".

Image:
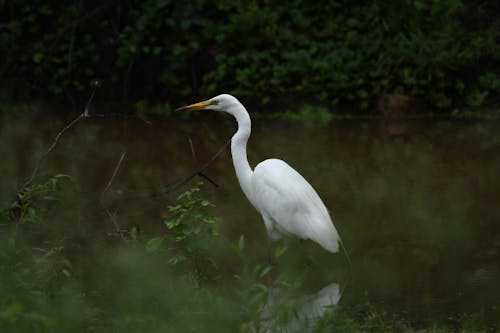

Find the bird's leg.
[
  {"left": 264, "top": 238, "right": 275, "bottom": 266},
  {"left": 264, "top": 238, "right": 275, "bottom": 287}
]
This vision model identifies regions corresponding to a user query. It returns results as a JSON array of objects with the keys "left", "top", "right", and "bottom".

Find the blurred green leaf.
[
  {"left": 146, "top": 237, "right": 164, "bottom": 253},
  {"left": 238, "top": 234, "right": 245, "bottom": 251}
]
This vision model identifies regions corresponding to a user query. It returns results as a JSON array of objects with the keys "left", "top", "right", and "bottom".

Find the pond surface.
[{"left": 1, "top": 112, "right": 499, "bottom": 331}]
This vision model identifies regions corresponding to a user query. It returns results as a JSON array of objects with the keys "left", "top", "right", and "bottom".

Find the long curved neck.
[{"left": 229, "top": 104, "right": 254, "bottom": 202}]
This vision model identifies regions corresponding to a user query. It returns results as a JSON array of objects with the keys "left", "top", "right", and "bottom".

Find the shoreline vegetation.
[
  {"left": 1, "top": 100, "right": 500, "bottom": 122},
  {"left": 1, "top": 1, "right": 499, "bottom": 113}
]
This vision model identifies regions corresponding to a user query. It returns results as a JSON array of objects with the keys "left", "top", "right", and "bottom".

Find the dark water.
[{"left": 1, "top": 113, "right": 499, "bottom": 330}]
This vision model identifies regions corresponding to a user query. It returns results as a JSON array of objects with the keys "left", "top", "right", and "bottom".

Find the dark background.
[{"left": 1, "top": 0, "right": 499, "bottom": 112}]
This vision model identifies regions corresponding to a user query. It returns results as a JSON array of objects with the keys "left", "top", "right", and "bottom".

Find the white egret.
[{"left": 178, "top": 94, "right": 341, "bottom": 253}]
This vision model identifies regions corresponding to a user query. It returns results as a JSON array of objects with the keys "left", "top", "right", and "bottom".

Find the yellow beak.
[{"left": 176, "top": 100, "right": 212, "bottom": 112}]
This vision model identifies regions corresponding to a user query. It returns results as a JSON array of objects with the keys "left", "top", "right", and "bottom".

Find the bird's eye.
[{"left": 210, "top": 99, "right": 219, "bottom": 105}]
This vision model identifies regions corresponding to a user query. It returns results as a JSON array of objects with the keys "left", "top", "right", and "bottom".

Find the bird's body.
[
  {"left": 252, "top": 159, "right": 339, "bottom": 252},
  {"left": 178, "top": 94, "right": 340, "bottom": 253}
]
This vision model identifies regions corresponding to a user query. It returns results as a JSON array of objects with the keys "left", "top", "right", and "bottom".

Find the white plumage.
[
  {"left": 252, "top": 159, "right": 339, "bottom": 252},
  {"left": 178, "top": 94, "right": 340, "bottom": 253}
]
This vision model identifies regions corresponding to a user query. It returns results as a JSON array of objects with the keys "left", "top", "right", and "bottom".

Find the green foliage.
[
  {"left": 0, "top": 199, "right": 88, "bottom": 331},
  {"left": 204, "top": 1, "right": 499, "bottom": 110},
  {"left": 0, "top": 1, "right": 498, "bottom": 110},
  {"left": 6, "top": 174, "right": 70, "bottom": 224},
  {"left": 147, "top": 184, "right": 219, "bottom": 271},
  {"left": 259, "top": 104, "right": 333, "bottom": 124}
]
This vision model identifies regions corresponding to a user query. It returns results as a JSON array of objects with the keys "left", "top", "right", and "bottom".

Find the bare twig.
[
  {"left": 96, "top": 139, "right": 230, "bottom": 226},
  {"left": 194, "top": 139, "right": 231, "bottom": 182},
  {"left": 47, "top": 115, "right": 85, "bottom": 155},
  {"left": 102, "top": 151, "right": 126, "bottom": 195},
  {"left": 20, "top": 112, "right": 86, "bottom": 191},
  {"left": 105, "top": 138, "right": 231, "bottom": 206},
  {"left": 205, "top": 139, "right": 231, "bottom": 166},
  {"left": 15, "top": 87, "right": 231, "bottom": 221},
  {"left": 197, "top": 173, "right": 220, "bottom": 188},
  {"left": 187, "top": 138, "right": 220, "bottom": 188},
  {"left": 84, "top": 88, "right": 96, "bottom": 116},
  {"left": 85, "top": 92, "right": 152, "bottom": 125},
  {"left": 100, "top": 151, "right": 126, "bottom": 232},
  {"left": 188, "top": 138, "right": 198, "bottom": 164},
  {"left": 105, "top": 209, "right": 121, "bottom": 232},
  {"left": 159, "top": 138, "right": 231, "bottom": 193},
  {"left": 18, "top": 90, "right": 96, "bottom": 192}
]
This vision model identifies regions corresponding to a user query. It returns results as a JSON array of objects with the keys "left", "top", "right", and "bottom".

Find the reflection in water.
[{"left": 255, "top": 283, "right": 341, "bottom": 333}]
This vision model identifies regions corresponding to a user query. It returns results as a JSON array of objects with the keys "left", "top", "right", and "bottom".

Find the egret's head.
[{"left": 177, "top": 94, "right": 240, "bottom": 113}]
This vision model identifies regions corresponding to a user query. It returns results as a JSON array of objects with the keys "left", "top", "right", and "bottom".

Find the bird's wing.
[{"left": 251, "top": 159, "right": 339, "bottom": 252}]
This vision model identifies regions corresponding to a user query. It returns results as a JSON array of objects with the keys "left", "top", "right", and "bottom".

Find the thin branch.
[
  {"left": 188, "top": 138, "right": 220, "bottom": 188},
  {"left": 105, "top": 138, "right": 231, "bottom": 206},
  {"left": 47, "top": 115, "right": 85, "bottom": 156},
  {"left": 197, "top": 173, "right": 220, "bottom": 188},
  {"left": 102, "top": 151, "right": 126, "bottom": 194},
  {"left": 97, "top": 139, "right": 230, "bottom": 230},
  {"left": 18, "top": 89, "right": 97, "bottom": 192},
  {"left": 84, "top": 88, "right": 96, "bottom": 117},
  {"left": 188, "top": 138, "right": 198, "bottom": 164},
  {"left": 15, "top": 86, "right": 231, "bottom": 220},
  {"left": 20, "top": 112, "right": 86, "bottom": 191},
  {"left": 159, "top": 138, "right": 231, "bottom": 193},
  {"left": 100, "top": 150, "right": 126, "bottom": 232},
  {"left": 17, "top": 89, "right": 96, "bottom": 192},
  {"left": 105, "top": 209, "right": 121, "bottom": 232}
]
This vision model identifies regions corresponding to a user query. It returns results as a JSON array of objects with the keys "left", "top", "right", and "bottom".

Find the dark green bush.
[{"left": 1, "top": 1, "right": 498, "bottom": 111}]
